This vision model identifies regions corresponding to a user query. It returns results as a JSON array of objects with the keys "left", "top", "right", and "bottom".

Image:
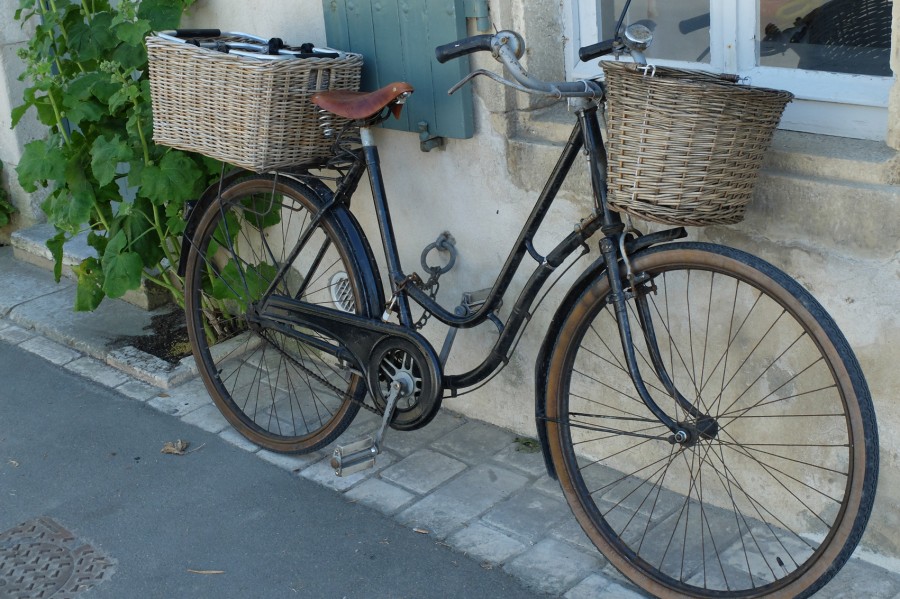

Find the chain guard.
[{"left": 261, "top": 295, "right": 443, "bottom": 430}]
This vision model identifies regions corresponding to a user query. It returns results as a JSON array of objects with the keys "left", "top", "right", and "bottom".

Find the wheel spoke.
[
  {"left": 185, "top": 177, "right": 366, "bottom": 453},
  {"left": 550, "top": 244, "right": 875, "bottom": 597}
]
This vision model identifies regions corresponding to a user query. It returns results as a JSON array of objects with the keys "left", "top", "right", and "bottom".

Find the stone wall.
[{"left": 0, "top": 0, "right": 45, "bottom": 242}]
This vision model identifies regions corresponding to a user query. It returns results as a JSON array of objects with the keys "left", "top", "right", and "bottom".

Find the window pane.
[
  {"left": 601, "top": 0, "right": 711, "bottom": 63},
  {"left": 760, "top": 0, "right": 891, "bottom": 76}
]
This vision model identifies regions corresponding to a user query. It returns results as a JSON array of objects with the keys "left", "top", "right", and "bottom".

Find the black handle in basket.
[
  {"left": 172, "top": 28, "right": 222, "bottom": 38},
  {"left": 284, "top": 43, "right": 340, "bottom": 59}
]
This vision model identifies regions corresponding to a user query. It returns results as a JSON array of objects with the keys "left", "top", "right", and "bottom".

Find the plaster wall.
[
  {"left": 889, "top": 0, "right": 900, "bottom": 148},
  {"left": 0, "top": 0, "right": 45, "bottom": 240}
]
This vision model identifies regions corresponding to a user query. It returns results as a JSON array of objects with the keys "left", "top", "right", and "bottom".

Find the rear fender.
[{"left": 177, "top": 173, "right": 385, "bottom": 317}]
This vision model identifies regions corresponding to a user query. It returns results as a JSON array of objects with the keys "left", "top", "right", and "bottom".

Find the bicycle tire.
[
  {"left": 545, "top": 242, "right": 877, "bottom": 598},
  {"left": 184, "top": 175, "right": 372, "bottom": 453}
]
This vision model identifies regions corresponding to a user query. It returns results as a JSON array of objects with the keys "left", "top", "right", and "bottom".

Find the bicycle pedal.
[{"left": 330, "top": 435, "right": 378, "bottom": 477}]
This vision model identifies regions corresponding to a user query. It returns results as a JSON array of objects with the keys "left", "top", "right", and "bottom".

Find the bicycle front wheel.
[
  {"left": 184, "top": 175, "right": 372, "bottom": 453},
  {"left": 545, "top": 242, "right": 877, "bottom": 598}
]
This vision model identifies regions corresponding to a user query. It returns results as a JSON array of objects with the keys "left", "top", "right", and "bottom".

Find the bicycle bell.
[
  {"left": 492, "top": 30, "right": 525, "bottom": 60},
  {"left": 623, "top": 23, "right": 653, "bottom": 52}
]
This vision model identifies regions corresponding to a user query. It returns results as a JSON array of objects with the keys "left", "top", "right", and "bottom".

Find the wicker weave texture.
[
  {"left": 603, "top": 61, "right": 793, "bottom": 226},
  {"left": 146, "top": 36, "right": 363, "bottom": 172}
]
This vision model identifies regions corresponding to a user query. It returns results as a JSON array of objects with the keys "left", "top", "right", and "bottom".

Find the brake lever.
[{"left": 447, "top": 69, "right": 563, "bottom": 97}]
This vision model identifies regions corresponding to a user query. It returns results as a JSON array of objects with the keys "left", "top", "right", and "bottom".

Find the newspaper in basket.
[
  {"left": 603, "top": 61, "right": 793, "bottom": 227},
  {"left": 146, "top": 31, "right": 363, "bottom": 172}
]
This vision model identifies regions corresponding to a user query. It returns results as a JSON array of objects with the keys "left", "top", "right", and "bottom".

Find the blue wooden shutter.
[{"left": 322, "top": 0, "right": 475, "bottom": 140}]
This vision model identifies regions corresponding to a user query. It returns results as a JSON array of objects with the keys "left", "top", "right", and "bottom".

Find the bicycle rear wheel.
[
  {"left": 545, "top": 242, "right": 877, "bottom": 598},
  {"left": 184, "top": 175, "right": 372, "bottom": 453}
]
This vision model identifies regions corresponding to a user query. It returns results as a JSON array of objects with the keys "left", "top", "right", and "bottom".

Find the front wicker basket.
[
  {"left": 146, "top": 35, "right": 363, "bottom": 172},
  {"left": 603, "top": 61, "right": 793, "bottom": 226}
]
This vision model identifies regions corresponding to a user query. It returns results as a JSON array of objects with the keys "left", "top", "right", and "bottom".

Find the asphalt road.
[{"left": 0, "top": 340, "right": 544, "bottom": 598}]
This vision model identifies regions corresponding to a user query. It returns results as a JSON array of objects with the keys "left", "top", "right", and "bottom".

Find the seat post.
[{"left": 360, "top": 126, "right": 415, "bottom": 328}]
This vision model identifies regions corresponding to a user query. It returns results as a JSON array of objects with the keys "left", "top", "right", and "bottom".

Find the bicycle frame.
[
  {"left": 223, "top": 87, "right": 700, "bottom": 446},
  {"left": 258, "top": 95, "right": 688, "bottom": 433},
  {"left": 327, "top": 100, "right": 612, "bottom": 393}
]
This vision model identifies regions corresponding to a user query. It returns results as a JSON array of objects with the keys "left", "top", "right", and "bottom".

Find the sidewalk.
[{"left": 1, "top": 245, "right": 898, "bottom": 598}]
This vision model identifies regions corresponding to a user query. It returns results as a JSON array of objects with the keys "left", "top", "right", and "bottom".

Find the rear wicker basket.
[
  {"left": 603, "top": 61, "right": 793, "bottom": 226},
  {"left": 146, "top": 35, "right": 363, "bottom": 172}
]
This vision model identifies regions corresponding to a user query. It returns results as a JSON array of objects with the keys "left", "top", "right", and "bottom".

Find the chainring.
[{"left": 367, "top": 337, "right": 442, "bottom": 431}]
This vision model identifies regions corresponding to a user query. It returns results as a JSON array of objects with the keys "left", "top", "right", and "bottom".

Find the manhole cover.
[{"left": 0, "top": 518, "right": 114, "bottom": 598}]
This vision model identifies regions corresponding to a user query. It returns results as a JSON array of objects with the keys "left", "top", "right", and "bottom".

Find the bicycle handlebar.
[
  {"left": 436, "top": 31, "right": 603, "bottom": 98},
  {"left": 435, "top": 35, "right": 493, "bottom": 64},
  {"left": 579, "top": 39, "right": 617, "bottom": 62}
]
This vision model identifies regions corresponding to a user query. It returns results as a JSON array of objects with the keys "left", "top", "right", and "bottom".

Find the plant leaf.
[
  {"left": 139, "top": 151, "right": 203, "bottom": 205},
  {"left": 73, "top": 256, "right": 105, "bottom": 311},
  {"left": 137, "top": 0, "right": 184, "bottom": 30},
  {"left": 87, "top": 229, "right": 109, "bottom": 257},
  {"left": 11, "top": 103, "right": 30, "bottom": 129},
  {"left": 114, "top": 18, "right": 151, "bottom": 45},
  {"left": 61, "top": 159, "right": 97, "bottom": 228},
  {"left": 101, "top": 230, "right": 143, "bottom": 298},
  {"left": 68, "top": 12, "right": 117, "bottom": 63},
  {"left": 123, "top": 196, "right": 165, "bottom": 268},
  {"left": 91, "top": 135, "right": 132, "bottom": 186},
  {"left": 63, "top": 97, "right": 105, "bottom": 127},
  {"left": 241, "top": 194, "right": 282, "bottom": 230},
  {"left": 17, "top": 139, "right": 66, "bottom": 192},
  {"left": 211, "top": 260, "right": 277, "bottom": 308},
  {"left": 46, "top": 230, "right": 67, "bottom": 283}
]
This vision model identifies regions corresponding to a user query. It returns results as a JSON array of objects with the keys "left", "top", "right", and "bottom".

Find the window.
[{"left": 564, "top": 0, "right": 894, "bottom": 140}]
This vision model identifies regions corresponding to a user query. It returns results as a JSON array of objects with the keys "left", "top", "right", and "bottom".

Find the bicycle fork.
[{"left": 598, "top": 235, "right": 713, "bottom": 446}]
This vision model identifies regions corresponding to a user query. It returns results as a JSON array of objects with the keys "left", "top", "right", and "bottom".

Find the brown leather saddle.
[{"left": 311, "top": 82, "right": 414, "bottom": 121}]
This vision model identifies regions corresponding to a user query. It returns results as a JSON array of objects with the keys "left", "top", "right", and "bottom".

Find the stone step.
[
  {"left": 509, "top": 111, "right": 900, "bottom": 260},
  {"left": 764, "top": 130, "right": 899, "bottom": 186},
  {"left": 745, "top": 169, "right": 899, "bottom": 260},
  {"left": 10, "top": 223, "right": 171, "bottom": 311}
]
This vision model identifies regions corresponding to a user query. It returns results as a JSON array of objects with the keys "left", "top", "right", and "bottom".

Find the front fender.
[
  {"left": 533, "top": 228, "right": 687, "bottom": 479},
  {"left": 534, "top": 255, "right": 609, "bottom": 481}
]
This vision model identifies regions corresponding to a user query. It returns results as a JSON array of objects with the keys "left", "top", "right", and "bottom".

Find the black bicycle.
[{"left": 178, "top": 5, "right": 878, "bottom": 598}]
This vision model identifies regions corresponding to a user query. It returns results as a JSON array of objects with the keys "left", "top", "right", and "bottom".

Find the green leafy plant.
[
  {"left": 0, "top": 161, "right": 17, "bottom": 228},
  {"left": 13, "top": 0, "right": 220, "bottom": 310}
]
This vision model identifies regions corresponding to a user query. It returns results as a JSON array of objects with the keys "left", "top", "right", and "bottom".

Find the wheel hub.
[{"left": 673, "top": 416, "right": 719, "bottom": 446}]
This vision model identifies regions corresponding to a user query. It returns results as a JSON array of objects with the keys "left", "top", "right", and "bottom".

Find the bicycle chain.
[{"left": 261, "top": 331, "right": 383, "bottom": 415}]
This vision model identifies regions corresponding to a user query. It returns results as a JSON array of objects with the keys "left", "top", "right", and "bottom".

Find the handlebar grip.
[
  {"left": 435, "top": 34, "right": 493, "bottom": 64},
  {"left": 172, "top": 29, "right": 222, "bottom": 38},
  {"left": 578, "top": 39, "right": 616, "bottom": 62}
]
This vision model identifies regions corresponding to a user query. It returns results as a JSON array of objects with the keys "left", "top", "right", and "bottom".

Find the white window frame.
[{"left": 563, "top": 0, "right": 894, "bottom": 140}]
